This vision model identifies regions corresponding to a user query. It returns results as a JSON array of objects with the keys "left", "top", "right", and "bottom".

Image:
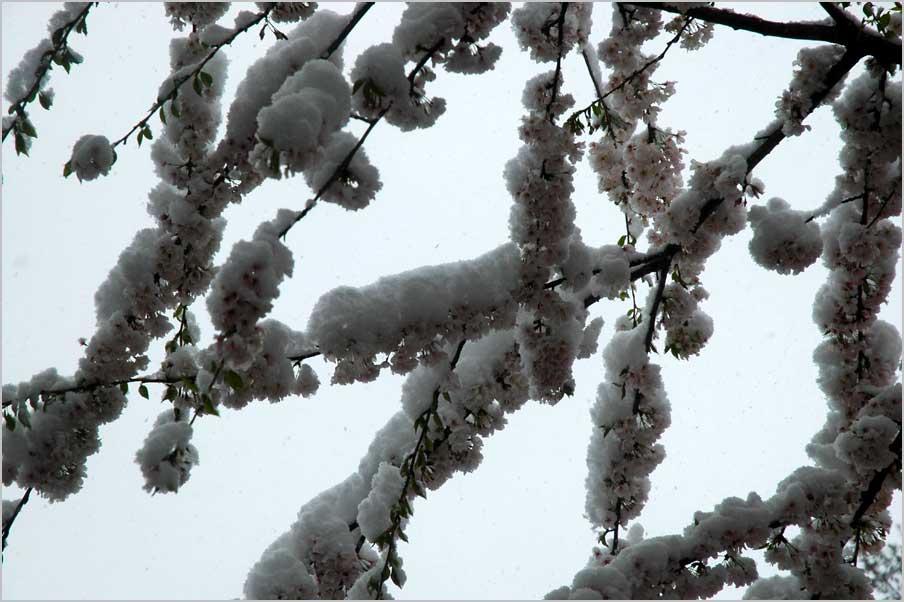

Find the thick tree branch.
[
  {"left": 628, "top": 2, "right": 901, "bottom": 65},
  {"left": 320, "top": 2, "right": 374, "bottom": 60}
]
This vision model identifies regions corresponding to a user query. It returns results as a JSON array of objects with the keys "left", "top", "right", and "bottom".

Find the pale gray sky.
[{"left": 2, "top": 2, "right": 901, "bottom": 599}]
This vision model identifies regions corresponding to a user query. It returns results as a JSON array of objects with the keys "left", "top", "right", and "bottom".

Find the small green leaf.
[
  {"left": 198, "top": 71, "right": 213, "bottom": 87},
  {"left": 202, "top": 396, "right": 220, "bottom": 416},
  {"left": 617, "top": 234, "right": 627, "bottom": 247},
  {"left": 119, "top": 382, "right": 129, "bottom": 394},
  {"left": 159, "top": 106, "right": 167, "bottom": 125},
  {"left": 441, "top": 391, "right": 451, "bottom": 402},
  {"left": 181, "top": 377, "right": 198, "bottom": 393},
  {"left": 381, "top": 563, "right": 391, "bottom": 581},
  {"left": 39, "top": 91, "right": 53, "bottom": 110},
  {"left": 14, "top": 131, "right": 29, "bottom": 156},
  {"left": 4, "top": 413, "right": 15, "bottom": 431},
  {"left": 165, "top": 386, "right": 178, "bottom": 401},
  {"left": 142, "top": 125, "right": 153, "bottom": 141},
  {"left": 171, "top": 101, "right": 181, "bottom": 118},
  {"left": 137, "top": 129, "right": 144, "bottom": 147},
  {"left": 20, "top": 118, "right": 37, "bottom": 138},
  {"left": 390, "top": 567, "right": 403, "bottom": 587},
  {"left": 224, "top": 370, "right": 244, "bottom": 391},
  {"left": 63, "top": 161, "right": 73, "bottom": 178},
  {"left": 193, "top": 75, "right": 204, "bottom": 96}
]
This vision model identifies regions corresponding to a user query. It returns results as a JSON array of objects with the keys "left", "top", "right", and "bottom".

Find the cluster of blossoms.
[
  {"left": 776, "top": 45, "right": 849, "bottom": 137},
  {"left": 659, "top": 283, "right": 713, "bottom": 359},
  {"left": 506, "top": 3, "right": 593, "bottom": 402},
  {"left": 585, "top": 317, "right": 671, "bottom": 538},
  {"left": 748, "top": 197, "right": 823, "bottom": 275},
  {"left": 3, "top": 3, "right": 902, "bottom": 600},
  {"left": 587, "top": 5, "right": 688, "bottom": 243}
]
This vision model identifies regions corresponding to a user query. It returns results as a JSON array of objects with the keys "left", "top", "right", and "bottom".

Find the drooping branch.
[
  {"left": 567, "top": 14, "right": 692, "bottom": 128},
  {"left": 276, "top": 37, "right": 445, "bottom": 239},
  {"left": 369, "top": 338, "right": 468, "bottom": 597},
  {"left": 2, "top": 3, "right": 94, "bottom": 151},
  {"left": 110, "top": 5, "right": 277, "bottom": 149},
  {"left": 628, "top": 2, "right": 901, "bottom": 66}
]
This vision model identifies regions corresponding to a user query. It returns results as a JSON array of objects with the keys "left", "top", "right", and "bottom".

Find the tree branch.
[
  {"left": 2, "top": 3, "right": 94, "bottom": 147},
  {"left": 110, "top": 6, "right": 276, "bottom": 149},
  {"left": 545, "top": 3, "right": 570, "bottom": 122},
  {"left": 628, "top": 2, "right": 900, "bottom": 65},
  {"left": 320, "top": 2, "right": 374, "bottom": 60},
  {"left": 277, "top": 37, "right": 445, "bottom": 239}
]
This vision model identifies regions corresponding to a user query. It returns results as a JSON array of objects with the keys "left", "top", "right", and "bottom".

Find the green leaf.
[
  {"left": 39, "top": 91, "right": 53, "bottom": 110},
  {"left": 202, "top": 396, "right": 220, "bottom": 416},
  {"left": 142, "top": 125, "right": 153, "bottom": 141},
  {"left": 14, "top": 131, "right": 29, "bottom": 156},
  {"left": 19, "top": 118, "right": 37, "bottom": 138},
  {"left": 119, "top": 382, "right": 129, "bottom": 394},
  {"left": 381, "top": 563, "right": 391, "bottom": 581},
  {"left": 198, "top": 71, "right": 213, "bottom": 88},
  {"left": 441, "top": 391, "right": 451, "bottom": 402},
  {"left": 63, "top": 161, "right": 73, "bottom": 178},
  {"left": 224, "top": 370, "right": 244, "bottom": 391},
  {"left": 181, "top": 377, "right": 198, "bottom": 393},
  {"left": 52, "top": 27, "right": 65, "bottom": 46},
  {"left": 164, "top": 386, "right": 178, "bottom": 401},
  {"left": 192, "top": 75, "right": 204, "bottom": 96},
  {"left": 137, "top": 129, "right": 144, "bottom": 147},
  {"left": 138, "top": 384, "right": 150, "bottom": 399},
  {"left": 398, "top": 530, "right": 409, "bottom": 542},
  {"left": 617, "top": 234, "right": 627, "bottom": 247},
  {"left": 352, "top": 79, "right": 364, "bottom": 95},
  {"left": 389, "top": 567, "right": 403, "bottom": 587},
  {"left": 171, "top": 101, "right": 181, "bottom": 118},
  {"left": 4, "top": 413, "right": 15, "bottom": 431},
  {"left": 159, "top": 106, "right": 167, "bottom": 125}
]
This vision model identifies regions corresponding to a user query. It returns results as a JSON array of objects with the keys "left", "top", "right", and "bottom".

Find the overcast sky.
[{"left": 2, "top": 2, "right": 901, "bottom": 599}]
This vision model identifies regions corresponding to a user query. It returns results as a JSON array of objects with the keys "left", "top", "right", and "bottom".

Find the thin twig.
[
  {"left": 2, "top": 3, "right": 94, "bottom": 143},
  {"left": 321, "top": 2, "right": 374, "bottom": 60},
  {"left": 110, "top": 6, "right": 277, "bottom": 149}
]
